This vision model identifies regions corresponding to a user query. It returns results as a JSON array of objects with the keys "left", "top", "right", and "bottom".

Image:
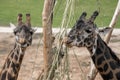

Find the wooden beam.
[{"left": 104, "top": 0, "right": 120, "bottom": 43}]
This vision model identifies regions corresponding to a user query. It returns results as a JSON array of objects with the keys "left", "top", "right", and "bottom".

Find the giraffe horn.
[
  {"left": 26, "top": 13, "right": 31, "bottom": 27},
  {"left": 89, "top": 11, "right": 99, "bottom": 22},
  {"left": 79, "top": 12, "right": 87, "bottom": 21},
  {"left": 17, "top": 13, "right": 23, "bottom": 26}
]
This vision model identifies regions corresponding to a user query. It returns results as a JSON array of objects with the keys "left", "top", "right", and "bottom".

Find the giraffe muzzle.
[
  {"left": 19, "top": 38, "right": 25, "bottom": 44},
  {"left": 63, "top": 37, "right": 73, "bottom": 48}
]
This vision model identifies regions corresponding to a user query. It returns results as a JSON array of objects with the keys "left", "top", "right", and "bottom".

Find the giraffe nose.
[
  {"left": 65, "top": 37, "right": 72, "bottom": 44},
  {"left": 63, "top": 37, "right": 71, "bottom": 44},
  {"left": 62, "top": 37, "right": 68, "bottom": 43},
  {"left": 19, "top": 38, "right": 25, "bottom": 44},
  {"left": 63, "top": 37, "right": 73, "bottom": 47}
]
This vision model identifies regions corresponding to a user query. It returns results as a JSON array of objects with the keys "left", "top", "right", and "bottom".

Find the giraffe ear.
[
  {"left": 89, "top": 11, "right": 99, "bottom": 22},
  {"left": 98, "top": 27, "right": 112, "bottom": 36},
  {"left": 79, "top": 12, "right": 87, "bottom": 20},
  {"left": 10, "top": 22, "right": 16, "bottom": 29},
  {"left": 29, "top": 28, "right": 37, "bottom": 35}
]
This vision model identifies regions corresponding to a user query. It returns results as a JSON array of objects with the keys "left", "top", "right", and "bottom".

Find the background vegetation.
[{"left": 0, "top": 0, "right": 119, "bottom": 28}]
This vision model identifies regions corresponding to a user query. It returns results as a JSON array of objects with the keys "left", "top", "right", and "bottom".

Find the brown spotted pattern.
[
  {"left": 65, "top": 11, "right": 120, "bottom": 80},
  {"left": 0, "top": 13, "right": 35, "bottom": 80}
]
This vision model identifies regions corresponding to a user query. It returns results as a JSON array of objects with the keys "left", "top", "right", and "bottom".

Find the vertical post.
[
  {"left": 42, "top": 0, "right": 55, "bottom": 79},
  {"left": 104, "top": 0, "right": 120, "bottom": 43}
]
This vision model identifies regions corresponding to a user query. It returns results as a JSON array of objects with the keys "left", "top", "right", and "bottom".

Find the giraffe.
[
  {"left": 0, "top": 13, "right": 35, "bottom": 80},
  {"left": 64, "top": 11, "right": 120, "bottom": 80}
]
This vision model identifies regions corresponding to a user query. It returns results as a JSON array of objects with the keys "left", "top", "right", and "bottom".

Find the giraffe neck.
[
  {"left": 0, "top": 43, "right": 26, "bottom": 80},
  {"left": 87, "top": 35, "right": 120, "bottom": 80}
]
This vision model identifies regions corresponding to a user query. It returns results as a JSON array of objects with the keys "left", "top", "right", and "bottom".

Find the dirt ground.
[{"left": 0, "top": 32, "right": 120, "bottom": 80}]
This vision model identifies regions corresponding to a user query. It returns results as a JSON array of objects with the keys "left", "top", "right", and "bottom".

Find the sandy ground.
[{"left": 0, "top": 32, "right": 120, "bottom": 80}]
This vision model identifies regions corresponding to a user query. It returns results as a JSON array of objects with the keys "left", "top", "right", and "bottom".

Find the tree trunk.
[
  {"left": 88, "top": 0, "right": 120, "bottom": 80},
  {"left": 42, "top": 0, "right": 55, "bottom": 79}
]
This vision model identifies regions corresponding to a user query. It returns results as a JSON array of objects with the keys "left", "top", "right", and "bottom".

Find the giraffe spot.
[
  {"left": 8, "top": 72, "right": 16, "bottom": 80},
  {"left": 103, "top": 63, "right": 108, "bottom": 72},
  {"left": 97, "top": 67, "right": 104, "bottom": 72},
  {"left": 109, "top": 48, "right": 120, "bottom": 65},
  {"left": 15, "top": 63, "right": 20, "bottom": 69},
  {"left": 10, "top": 52, "right": 14, "bottom": 58},
  {"left": 11, "top": 62, "right": 19, "bottom": 74},
  {"left": 97, "top": 38, "right": 105, "bottom": 49},
  {"left": 1, "top": 71, "right": 7, "bottom": 80},
  {"left": 97, "top": 39, "right": 100, "bottom": 46},
  {"left": 116, "top": 72, "right": 120, "bottom": 79},
  {"left": 7, "top": 59, "right": 11, "bottom": 68},
  {"left": 16, "top": 50, "right": 19, "bottom": 55},
  {"left": 84, "top": 38, "right": 89, "bottom": 43},
  {"left": 97, "top": 56, "right": 105, "bottom": 66},
  {"left": 95, "top": 47, "right": 102, "bottom": 56},
  {"left": 77, "top": 36, "right": 81, "bottom": 41},
  {"left": 14, "top": 54, "right": 18, "bottom": 61},
  {"left": 101, "top": 71, "right": 113, "bottom": 80},
  {"left": 109, "top": 61, "right": 118, "bottom": 70},
  {"left": 104, "top": 51, "right": 110, "bottom": 59},
  {"left": 91, "top": 55, "right": 96, "bottom": 64},
  {"left": 87, "top": 41, "right": 91, "bottom": 45},
  {"left": 19, "top": 54, "right": 24, "bottom": 63}
]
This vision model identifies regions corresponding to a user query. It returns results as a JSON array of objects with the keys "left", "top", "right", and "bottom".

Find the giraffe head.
[
  {"left": 13, "top": 13, "right": 35, "bottom": 48},
  {"left": 65, "top": 11, "right": 111, "bottom": 48}
]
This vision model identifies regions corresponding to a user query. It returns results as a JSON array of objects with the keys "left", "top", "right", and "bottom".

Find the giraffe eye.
[
  {"left": 14, "top": 30, "right": 18, "bottom": 35},
  {"left": 68, "top": 35, "right": 75, "bottom": 39},
  {"left": 85, "top": 29, "right": 92, "bottom": 33},
  {"left": 70, "top": 36, "right": 75, "bottom": 39},
  {"left": 14, "top": 31, "right": 17, "bottom": 35}
]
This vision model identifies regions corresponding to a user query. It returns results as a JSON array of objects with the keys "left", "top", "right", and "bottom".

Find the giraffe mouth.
[
  {"left": 16, "top": 42, "right": 27, "bottom": 48},
  {"left": 66, "top": 40, "right": 84, "bottom": 48},
  {"left": 16, "top": 40, "right": 31, "bottom": 48},
  {"left": 21, "top": 43, "right": 28, "bottom": 47},
  {"left": 21, "top": 40, "right": 31, "bottom": 47},
  {"left": 15, "top": 37, "right": 31, "bottom": 47},
  {"left": 63, "top": 37, "right": 73, "bottom": 48}
]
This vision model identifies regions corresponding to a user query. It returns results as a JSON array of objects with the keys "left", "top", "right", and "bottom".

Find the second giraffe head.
[
  {"left": 13, "top": 13, "right": 35, "bottom": 48},
  {"left": 65, "top": 11, "right": 111, "bottom": 48}
]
